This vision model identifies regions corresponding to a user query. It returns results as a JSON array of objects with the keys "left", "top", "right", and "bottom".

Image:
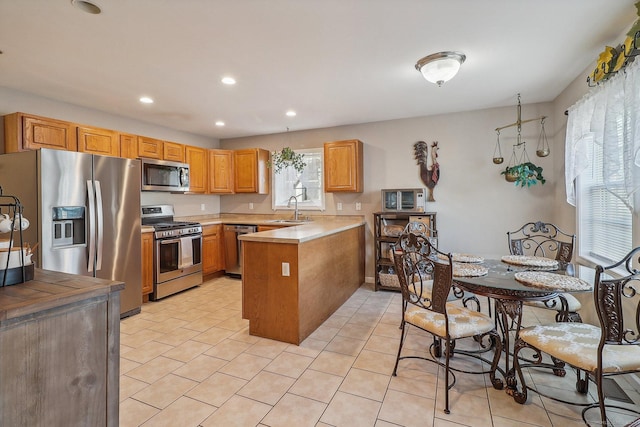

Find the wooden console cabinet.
[{"left": 0, "top": 269, "right": 123, "bottom": 427}]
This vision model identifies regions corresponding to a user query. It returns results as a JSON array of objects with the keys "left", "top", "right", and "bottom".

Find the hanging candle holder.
[
  {"left": 493, "top": 130, "right": 504, "bottom": 164},
  {"left": 504, "top": 146, "right": 519, "bottom": 182},
  {"left": 536, "top": 117, "right": 550, "bottom": 157}
]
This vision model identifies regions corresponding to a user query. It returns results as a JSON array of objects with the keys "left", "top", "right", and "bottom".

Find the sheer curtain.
[{"left": 565, "top": 59, "right": 640, "bottom": 210}]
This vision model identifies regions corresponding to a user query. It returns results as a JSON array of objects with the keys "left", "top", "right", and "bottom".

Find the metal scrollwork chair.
[
  {"left": 512, "top": 246, "right": 640, "bottom": 426},
  {"left": 507, "top": 221, "right": 581, "bottom": 322},
  {"left": 392, "top": 231, "right": 503, "bottom": 414}
]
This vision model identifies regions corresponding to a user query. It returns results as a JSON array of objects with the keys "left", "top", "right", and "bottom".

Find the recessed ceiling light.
[
  {"left": 286, "top": 110, "right": 297, "bottom": 117},
  {"left": 71, "top": 0, "right": 102, "bottom": 14},
  {"left": 215, "top": 121, "right": 225, "bottom": 127},
  {"left": 221, "top": 77, "right": 236, "bottom": 85},
  {"left": 139, "top": 96, "right": 154, "bottom": 104}
]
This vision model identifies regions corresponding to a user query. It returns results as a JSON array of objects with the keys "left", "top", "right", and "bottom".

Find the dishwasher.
[{"left": 223, "top": 224, "right": 257, "bottom": 277}]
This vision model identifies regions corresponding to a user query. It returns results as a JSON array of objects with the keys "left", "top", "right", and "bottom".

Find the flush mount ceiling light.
[
  {"left": 71, "top": 0, "right": 102, "bottom": 14},
  {"left": 415, "top": 51, "right": 466, "bottom": 87},
  {"left": 286, "top": 110, "right": 297, "bottom": 117},
  {"left": 139, "top": 96, "right": 154, "bottom": 104},
  {"left": 221, "top": 77, "right": 236, "bottom": 85}
]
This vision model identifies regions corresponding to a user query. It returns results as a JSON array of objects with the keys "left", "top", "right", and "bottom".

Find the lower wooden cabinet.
[
  {"left": 141, "top": 232, "right": 154, "bottom": 296},
  {"left": 203, "top": 224, "right": 224, "bottom": 275}
]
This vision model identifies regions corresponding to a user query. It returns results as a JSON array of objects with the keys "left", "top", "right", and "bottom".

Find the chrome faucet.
[{"left": 287, "top": 195, "right": 299, "bottom": 220}]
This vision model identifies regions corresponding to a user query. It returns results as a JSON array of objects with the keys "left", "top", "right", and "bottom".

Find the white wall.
[{"left": 221, "top": 102, "right": 559, "bottom": 278}]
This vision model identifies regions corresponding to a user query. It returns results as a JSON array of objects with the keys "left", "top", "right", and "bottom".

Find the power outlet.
[
  {"left": 282, "top": 262, "right": 290, "bottom": 276},
  {"left": 337, "top": 202, "right": 343, "bottom": 211},
  {"left": 249, "top": 202, "right": 254, "bottom": 210},
  {"left": 200, "top": 203, "right": 206, "bottom": 211},
  {"left": 355, "top": 202, "right": 361, "bottom": 211}
]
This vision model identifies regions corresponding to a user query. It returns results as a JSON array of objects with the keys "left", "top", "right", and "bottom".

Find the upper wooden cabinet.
[
  {"left": 208, "top": 149, "right": 234, "bottom": 194},
  {"left": 77, "top": 126, "right": 120, "bottom": 157},
  {"left": 163, "top": 141, "right": 185, "bottom": 162},
  {"left": 234, "top": 148, "right": 270, "bottom": 194},
  {"left": 4, "top": 112, "right": 77, "bottom": 153},
  {"left": 137, "top": 136, "right": 163, "bottom": 159},
  {"left": 119, "top": 133, "right": 138, "bottom": 159},
  {"left": 324, "top": 139, "right": 363, "bottom": 192},
  {"left": 185, "top": 145, "right": 207, "bottom": 193}
]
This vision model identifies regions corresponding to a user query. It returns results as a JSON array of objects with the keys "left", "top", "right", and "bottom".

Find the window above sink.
[{"left": 272, "top": 147, "right": 325, "bottom": 211}]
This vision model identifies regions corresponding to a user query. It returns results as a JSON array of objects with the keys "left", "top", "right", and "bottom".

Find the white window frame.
[{"left": 272, "top": 147, "right": 325, "bottom": 211}]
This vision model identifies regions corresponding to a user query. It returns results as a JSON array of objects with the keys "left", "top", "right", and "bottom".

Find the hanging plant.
[
  {"left": 268, "top": 147, "right": 306, "bottom": 174},
  {"left": 501, "top": 162, "right": 546, "bottom": 187}
]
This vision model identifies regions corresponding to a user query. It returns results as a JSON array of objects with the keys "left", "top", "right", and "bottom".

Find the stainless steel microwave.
[
  {"left": 141, "top": 158, "right": 190, "bottom": 192},
  {"left": 381, "top": 188, "right": 426, "bottom": 212}
]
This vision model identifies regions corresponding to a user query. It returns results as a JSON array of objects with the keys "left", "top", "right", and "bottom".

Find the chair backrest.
[
  {"left": 593, "top": 246, "right": 640, "bottom": 348},
  {"left": 393, "top": 231, "right": 452, "bottom": 315},
  {"left": 507, "top": 221, "right": 575, "bottom": 262},
  {"left": 403, "top": 221, "right": 438, "bottom": 248}
]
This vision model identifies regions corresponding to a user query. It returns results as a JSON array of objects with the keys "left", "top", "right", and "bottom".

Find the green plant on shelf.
[
  {"left": 268, "top": 147, "right": 306, "bottom": 174},
  {"left": 501, "top": 162, "right": 546, "bottom": 187}
]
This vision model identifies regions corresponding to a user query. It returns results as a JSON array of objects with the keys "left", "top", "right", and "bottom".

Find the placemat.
[
  {"left": 438, "top": 253, "right": 485, "bottom": 263},
  {"left": 501, "top": 255, "right": 559, "bottom": 268},
  {"left": 514, "top": 271, "right": 591, "bottom": 291},
  {"left": 453, "top": 262, "right": 488, "bottom": 277}
]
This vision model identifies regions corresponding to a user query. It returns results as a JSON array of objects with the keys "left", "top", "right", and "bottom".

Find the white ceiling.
[{"left": 0, "top": 1, "right": 636, "bottom": 140}]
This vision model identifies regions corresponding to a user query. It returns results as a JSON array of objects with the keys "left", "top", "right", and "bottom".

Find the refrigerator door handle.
[
  {"left": 95, "top": 180, "right": 104, "bottom": 271},
  {"left": 87, "top": 180, "right": 96, "bottom": 273}
]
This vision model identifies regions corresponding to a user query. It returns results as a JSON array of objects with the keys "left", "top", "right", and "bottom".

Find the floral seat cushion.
[
  {"left": 404, "top": 304, "right": 494, "bottom": 340},
  {"left": 519, "top": 322, "right": 640, "bottom": 372}
]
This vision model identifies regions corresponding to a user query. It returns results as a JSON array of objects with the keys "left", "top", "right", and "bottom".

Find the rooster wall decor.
[{"left": 414, "top": 140, "right": 439, "bottom": 201}]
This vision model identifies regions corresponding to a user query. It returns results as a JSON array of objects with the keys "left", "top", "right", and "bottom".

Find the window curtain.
[{"left": 565, "top": 59, "right": 640, "bottom": 210}]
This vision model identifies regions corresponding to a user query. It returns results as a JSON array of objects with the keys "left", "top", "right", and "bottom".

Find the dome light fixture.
[
  {"left": 71, "top": 0, "right": 102, "bottom": 14},
  {"left": 415, "top": 51, "right": 466, "bottom": 87}
]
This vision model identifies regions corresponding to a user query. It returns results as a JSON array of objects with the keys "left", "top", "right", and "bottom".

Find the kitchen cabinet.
[
  {"left": 0, "top": 269, "right": 122, "bottom": 427},
  {"left": 234, "top": 148, "right": 270, "bottom": 194},
  {"left": 233, "top": 148, "right": 269, "bottom": 194},
  {"left": 137, "top": 136, "right": 163, "bottom": 159},
  {"left": 3, "top": 112, "right": 77, "bottom": 153},
  {"left": 324, "top": 139, "right": 363, "bottom": 192},
  {"left": 185, "top": 145, "right": 207, "bottom": 193},
  {"left": 141, "top": 232, "right": 154, "bottom": 297},
  {"left": 77, "top": 125, "right": 120, "bottom": 157},
  {"left": 373, "top": 211, "right": 436, "bottom": 291},
  {"left": 208, "top": 149, "right": 234, "bottom": 194},
  {"left": 202, "top": 224, "right": 224, "bottom": 275},
  {"left": 119, "top": 133, "right": 138, "bottom": 159},
  {"left": 163, "top": 141, "right": 185, "bottom": 162}
]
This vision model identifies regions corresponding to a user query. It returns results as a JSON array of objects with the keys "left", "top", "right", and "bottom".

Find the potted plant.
[
  {"left": 501, "top": 162, "right": 545, "bottom": 187},
  {"left": 268, "top": 147, "right": 306, "bottom": 174}
]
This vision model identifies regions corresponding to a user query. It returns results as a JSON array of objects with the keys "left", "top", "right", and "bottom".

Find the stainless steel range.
[{"left": 142, "top": 205, "right": 203, "bottom": 300}]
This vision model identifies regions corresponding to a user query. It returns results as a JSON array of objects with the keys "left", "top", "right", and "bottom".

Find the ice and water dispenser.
[{"left": 52, "top": 207, "right": 86, "bottom": 247}]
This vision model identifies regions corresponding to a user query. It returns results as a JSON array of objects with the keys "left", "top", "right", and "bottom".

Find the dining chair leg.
[
  {"left": 444, "top": 338, "right": 452, "bottom": 414},
  {"left": 393, "top": 320, "right": 407, "bottom": 376}
]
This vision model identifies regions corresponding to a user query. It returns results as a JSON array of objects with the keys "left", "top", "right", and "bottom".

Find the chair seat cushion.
[
  {"left": 405, "top": 304, "right": 495, "bottom": 339},
  {"left": 523, "top": 292, "right": 582, "bottom": 312},
  {"left": 519, "top": 322, "right": 640, "bottom": 373}
]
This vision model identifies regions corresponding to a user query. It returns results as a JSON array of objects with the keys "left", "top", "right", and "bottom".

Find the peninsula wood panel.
[{"left": 242, "top": 225, "right": 364, "bottom": 344}]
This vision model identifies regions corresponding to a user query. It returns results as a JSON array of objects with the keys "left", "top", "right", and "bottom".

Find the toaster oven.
[{"left": 381, "top": 188, "right": 426, "bottom": 212}]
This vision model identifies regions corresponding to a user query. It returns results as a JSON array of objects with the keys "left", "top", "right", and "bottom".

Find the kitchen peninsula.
[{"left": 239, "top": 217, "right": 365, "bottom": 345}]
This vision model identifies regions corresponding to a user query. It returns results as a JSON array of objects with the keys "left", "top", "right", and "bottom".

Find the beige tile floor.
[{"left": 119, "top": 277, "right": 640, "bottom": 427}]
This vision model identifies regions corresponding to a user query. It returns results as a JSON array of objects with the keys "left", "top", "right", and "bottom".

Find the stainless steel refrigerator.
[{"left": 0, "top": 148, "right": 142, "bottom": 317}]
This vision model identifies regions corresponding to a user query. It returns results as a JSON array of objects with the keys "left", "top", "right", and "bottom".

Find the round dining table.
[{"left": 452, "top": 258, "right": 592, "bottom": 400}]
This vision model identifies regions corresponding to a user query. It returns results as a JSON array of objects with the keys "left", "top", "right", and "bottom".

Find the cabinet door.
[
  {"left": 13, "top": 113, "right": 78, "bottom": 152},
  {"left": 185, "top": 145, "right": 207, "bottom": 193},
  {"left": 234, "top": 148, "right": 269, "bottom": 194},
  {"left": 324, "top": 139, "right": 363, "bottom": 192},
  {"left": 202, "top": 224, "right": 224, "bottom": 274},
  {"left": 77, "top": 126, "right": 120, "bottom": 157},
  {"left": 141, "top": 232, "right": 154, "bottom": 296},
  {"left": 208, "top": 149, "right": 234, "bottom": 194},
  {"left": 163, "top": 141, "right": 185, "bottom": 162},
  {"left": 137, "top": 136, "right": 163, "bottom": 159},
  {"left": 119, "top": 133, "right": 138, "bottom": 159}
]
